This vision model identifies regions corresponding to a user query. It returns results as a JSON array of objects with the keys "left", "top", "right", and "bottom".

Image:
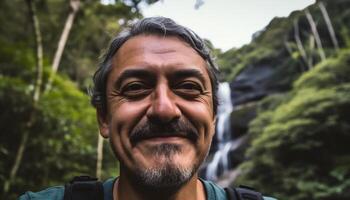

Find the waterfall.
[{"left": 205, "top": 82, "right": 234, "bottom": 181}]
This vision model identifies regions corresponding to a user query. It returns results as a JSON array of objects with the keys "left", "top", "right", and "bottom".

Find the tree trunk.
[
  {"left": 3, "top": 132, "right": 29, "bottom": 194},
  {"left": 96, "top": 134, "right": 104, "bottom": 180},
  {"left": 284, "top": 41, "right": 305, "bottom": 73},
  {"left": 46, "top": 0, "right": 80, "bottom": 91},
  {"left": 318, "top": 2, "right": 339, "bottom": 51},
  {"left": 308, "top": 34, "right": 315, "bottom": 68},
  {"left": 293, "top": 20, "right": 312, "bottom": 70},
  {"left": 305, "top": 9, "right": 326, "bottom": 61},
  {"left": 3, "top": 0, "right": 43, "bottom": 195}
]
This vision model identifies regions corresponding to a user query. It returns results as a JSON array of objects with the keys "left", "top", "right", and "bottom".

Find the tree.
[
  {"left": 46, "top": 0, "right": 81, "bottom": 91},
  {"left": 3, "top": 0, "right": 44, "bottom": 195}
]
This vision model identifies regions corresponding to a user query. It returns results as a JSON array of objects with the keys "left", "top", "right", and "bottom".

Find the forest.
[{"left": 0, "top": 0, "right": 349, "bottom": 199}]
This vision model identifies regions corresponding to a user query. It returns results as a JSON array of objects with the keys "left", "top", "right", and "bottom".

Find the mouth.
[
  {"left": 131, "top": 133, "right": 191, "bottom": 145},
  {"left": 142, "top": 135, "right": 188, "bottom": 143}
]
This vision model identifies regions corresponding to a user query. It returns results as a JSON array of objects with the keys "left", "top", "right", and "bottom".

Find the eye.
[
  {"left": 121, "top": 82, "right": 151, "bottom": 98},
  {"left": 173, "top": 81, "right": 203, "bottom": 98}
]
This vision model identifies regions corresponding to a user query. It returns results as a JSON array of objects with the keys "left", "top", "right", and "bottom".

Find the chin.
[{"left": 132, "top": 160, "right": 197, "bottom": 190}]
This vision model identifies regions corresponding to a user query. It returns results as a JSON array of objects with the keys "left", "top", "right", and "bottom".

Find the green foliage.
[
  {"left": 294, "top": 50, "right": 350, "bottom": 89},
  {"left": 236, "top": 49, "right": 350, "bottom": 200},
  {"left": 0, "top": 74, "right": 120, "bottom": 199},
  {"left": 0, "top": 75, "right": 95, "bottom": 196}
]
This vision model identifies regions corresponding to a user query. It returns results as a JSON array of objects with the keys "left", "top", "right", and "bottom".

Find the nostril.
[
  {"left": 146, "top": 108, "right": 181, "bottom": 124},
  {"left": 147, "top": 114, "right": 180, "bottom": 125},
  {"left": 146, "top": 101, "right": 181, "bottom": 124}
]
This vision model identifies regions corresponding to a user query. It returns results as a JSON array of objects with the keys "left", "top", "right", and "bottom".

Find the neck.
[{"left": 113, "top": 172, "right": 206, "bottom": 200}]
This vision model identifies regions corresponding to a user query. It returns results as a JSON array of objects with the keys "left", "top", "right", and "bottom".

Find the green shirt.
[{"left": 19, "top": 178, "right": 276, "bottom": 200}]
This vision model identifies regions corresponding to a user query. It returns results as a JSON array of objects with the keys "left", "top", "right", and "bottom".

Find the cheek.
[
  {"left": 180, "top": 100, "right": 215, "bottom": 139},
  {"left": 109, "top": 101, "right": 149, "bottom": 154},
  {"left": 182, "top": 101, "right": 215, "bottom": 163},
  {"left": 109, "top": 98, "right": 149, "bottom": 130}
]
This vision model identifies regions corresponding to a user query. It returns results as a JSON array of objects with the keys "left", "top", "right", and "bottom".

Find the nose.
[{"left": 146, "top": 84, "right": 181, "bottom": 123}]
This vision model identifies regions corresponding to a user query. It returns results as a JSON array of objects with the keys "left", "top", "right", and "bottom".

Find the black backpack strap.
[
  {"left": 225, "top": 185, "right": 264, "bottom": 200},
  {"left": 224, "top": 187, "right": 238, "bottom": 200},
  {"left": 63, "top": 176, "right": 104, "bottom": 200}
]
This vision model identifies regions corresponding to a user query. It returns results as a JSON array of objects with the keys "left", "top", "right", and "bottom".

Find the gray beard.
[{"left": 132, "top": 144, "right": 198, "bottom": 190}]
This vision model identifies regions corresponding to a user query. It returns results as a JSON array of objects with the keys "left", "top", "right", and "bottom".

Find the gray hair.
[{"left": 91, "top": 17, "right": 219, "bottom": 115}]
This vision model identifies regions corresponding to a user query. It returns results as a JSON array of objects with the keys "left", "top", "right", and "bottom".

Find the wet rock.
[{"left": 230, "top": 64, "right": 281, "bottom": 106}]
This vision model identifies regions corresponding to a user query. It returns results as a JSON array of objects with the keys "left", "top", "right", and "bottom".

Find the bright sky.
[{"left": 141, "top": 0, "right": 316, "bottom": 51}]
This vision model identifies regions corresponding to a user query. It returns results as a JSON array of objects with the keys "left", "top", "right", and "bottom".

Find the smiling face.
[{"left": 98, "top": 35, "right": 215, "bottom": 189}]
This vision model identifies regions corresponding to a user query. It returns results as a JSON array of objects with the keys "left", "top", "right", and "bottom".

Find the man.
[{"left": 20, "top": 17, "right": 275, "bottom": 200}]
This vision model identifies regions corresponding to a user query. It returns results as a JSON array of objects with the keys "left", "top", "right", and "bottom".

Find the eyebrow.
[
  {"left": 114, "top": 68, "right": 207, "bottom": 88},
  {"left": 114, "top": 69, "right": 156, "bottom": 88},
  {"left": 168, "top": 69, "right": 207, "bottom": 85}
]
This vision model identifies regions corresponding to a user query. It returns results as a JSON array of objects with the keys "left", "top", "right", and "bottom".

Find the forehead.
[{"left": 110, "top": 35, "right": 210, "bottom": 79}]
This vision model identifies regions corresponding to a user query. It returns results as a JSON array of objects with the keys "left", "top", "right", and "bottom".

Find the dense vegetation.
[
  {"left": 228, "top": 0, "right": 350, "bottom": 199},
  {"left": 237, "top": 50, "right": 350, "bottom": 200}
]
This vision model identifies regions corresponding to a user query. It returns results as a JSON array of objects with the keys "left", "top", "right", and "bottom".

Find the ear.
[{"left": 97, "top": 108, "right": 110, "bottom": 138}]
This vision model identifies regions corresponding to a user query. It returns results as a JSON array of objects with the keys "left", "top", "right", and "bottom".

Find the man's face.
[{"left": 99, "top": 35, "right": 215, "bottom": 188}]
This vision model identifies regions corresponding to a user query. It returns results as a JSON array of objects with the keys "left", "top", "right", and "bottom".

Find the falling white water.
[
  {"left": 216, "top": 82, "right": 233, "bottom": 141},
  {"left": 205, "top": 82, "right": 234, "bottom": 181}
]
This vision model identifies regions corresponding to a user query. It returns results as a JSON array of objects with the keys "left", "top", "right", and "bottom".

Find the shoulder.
[
  {"left": 200, "top": 178, "right": 278, "bottom": 200},
  {"left": 18, "top": 186, "right": 65, "bottom": 200},
  {"left": 102, "top": 178, "right": 116, "bottom": 200},
  {"left": 200, "top": 178, "right": 227, "bottom": 200},
  {"left": 18, "top": 178, "right": 117, "bottom": 200}
]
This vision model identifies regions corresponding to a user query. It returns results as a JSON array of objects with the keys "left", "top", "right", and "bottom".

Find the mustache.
[{"left": 129, "top": 118, "right": 199, "bottom": 145}]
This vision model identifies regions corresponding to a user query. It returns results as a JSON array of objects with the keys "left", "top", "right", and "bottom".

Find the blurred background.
[{"left": 1, "top": 0, "right": 349, "bottom": 199}]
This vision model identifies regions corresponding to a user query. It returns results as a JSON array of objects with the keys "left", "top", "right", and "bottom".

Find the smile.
[
  {"left": 141, "top": 136, "right": 187, "bottom": 143},
  {"left": 131, "top": 133, "right": 191, "bottom": 145}
]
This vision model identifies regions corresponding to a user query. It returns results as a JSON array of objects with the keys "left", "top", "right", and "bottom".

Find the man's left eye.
[{"left": 173, "top": 82, "right": 203, "bottom": 97}]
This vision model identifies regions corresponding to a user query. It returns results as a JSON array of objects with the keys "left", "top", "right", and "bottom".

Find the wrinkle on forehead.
[
  {"left": 151, "top": 48, "right": 177, "bottom": 54},
  {"left": 114, "top": 35, "right": 197, "bottom": 63}
]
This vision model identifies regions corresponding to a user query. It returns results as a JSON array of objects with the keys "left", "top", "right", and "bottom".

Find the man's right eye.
[{"left": 120, "top": 82, "right": 151, "bottom": 98}]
